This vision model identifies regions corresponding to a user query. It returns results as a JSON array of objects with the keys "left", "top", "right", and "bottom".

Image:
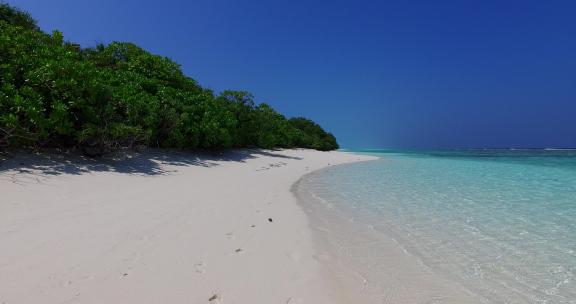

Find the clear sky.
[{"left": 8, "top": 0, "right": 576, "bottom": 148}]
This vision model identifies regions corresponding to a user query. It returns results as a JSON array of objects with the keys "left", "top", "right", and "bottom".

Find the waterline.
[{"left": 296, "top": 150, "right": 576, "bottom": 303}]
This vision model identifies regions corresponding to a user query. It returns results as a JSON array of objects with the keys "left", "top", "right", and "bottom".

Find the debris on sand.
[{"left": 208, "top": 294, "right": 219, "bottom": 302}]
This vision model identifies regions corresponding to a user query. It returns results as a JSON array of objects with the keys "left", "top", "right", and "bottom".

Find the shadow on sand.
[{"left": 0, "top": 149, "right": 303, "bottom": 178}]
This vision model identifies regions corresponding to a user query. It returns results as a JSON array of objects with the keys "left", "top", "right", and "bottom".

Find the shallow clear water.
[{"left": 301, "top": 150, "right": 576, "bottom": 303}]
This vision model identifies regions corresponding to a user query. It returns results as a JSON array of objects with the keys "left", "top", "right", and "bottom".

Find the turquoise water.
[{"left": 302, "top": 150, "right": 576, "bottom": 303}]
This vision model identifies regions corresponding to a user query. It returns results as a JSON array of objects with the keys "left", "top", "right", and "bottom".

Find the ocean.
[{"left": 296, "top": 149, "right": 576, "bottom": 303}]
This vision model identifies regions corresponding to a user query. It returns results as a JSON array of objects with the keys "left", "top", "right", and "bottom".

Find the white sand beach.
[{"left": 0, "top": 149, "right": 375, "bottom": 304}]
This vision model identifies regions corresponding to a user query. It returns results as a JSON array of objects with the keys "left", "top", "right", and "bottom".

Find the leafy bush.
[
  {"left": 0, "top": 3, "right": 339, "bottom": 155},
  {"left": 0, "top": 2, "right": 38, "bottom": 31},
  {"left": 289, "top": 118, "right": 339, "bottom": 151}
]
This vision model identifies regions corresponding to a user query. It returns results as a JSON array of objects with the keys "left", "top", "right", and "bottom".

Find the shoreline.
[
  {"left": 290, "top": 157, "right": 382, "bottom": 304},
  {"left": 0, "top": 149, "right": 374, "bottom": 304},
  {"left": 293, "top": 157, "right": 487, "bottom": 304}
]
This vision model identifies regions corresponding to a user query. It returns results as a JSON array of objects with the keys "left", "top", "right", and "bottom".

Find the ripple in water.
[{"left": 299, "top": 150, "right": 576, "bottom": 303}]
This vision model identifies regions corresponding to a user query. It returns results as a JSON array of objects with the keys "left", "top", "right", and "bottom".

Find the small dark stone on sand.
[
  {"left": 235, "top": 248, "right": 242, "bottom": 253},
  {"left": 123, "top": 273, "right": 128, "bottom": 276},
  {"left": 268, "top": 218, "right": 273, "bottom": 222},
  {"left": 209, "top": 294, "right": 219, "bottom": 301},
  {"left": 250, "top": 225, "right": 256, "bottom": 227}
]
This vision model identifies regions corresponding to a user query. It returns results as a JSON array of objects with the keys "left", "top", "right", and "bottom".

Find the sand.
[
  {"left": 295, "top": 171, "right": 487, "bottom": 304},
  {"left": 0, "top": 149, "right": 375, "bottom": 304}
]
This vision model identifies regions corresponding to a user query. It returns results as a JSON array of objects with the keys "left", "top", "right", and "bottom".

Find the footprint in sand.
[
  {"left": 194, "top": 262, "right": 206, "bottom": 274},
  {"left": 256, "top": 162, "right": 287, "bottom": 171}
]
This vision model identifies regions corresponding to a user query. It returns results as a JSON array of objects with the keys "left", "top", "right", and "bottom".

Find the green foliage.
[
  {"left": 0, "top": 4, "right": 339, "bottom": 155},
  {"left": 0, "top": 2, "right": 38, "bottom": 31},
  {"left": 289, "top": 118, "right": 339, "bottom": 151}
]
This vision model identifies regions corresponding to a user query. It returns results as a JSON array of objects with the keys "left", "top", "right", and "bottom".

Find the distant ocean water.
[{"left": 298, "top": 149, "right": 576, "bottom": 303}]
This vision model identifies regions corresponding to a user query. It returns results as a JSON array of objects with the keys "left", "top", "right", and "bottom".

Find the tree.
[
  {"left": 0, "top": 4, "right": 339, "bottom": 155},
  {"left": 0, "top": 3, "right": 39, "bottom": 31}
]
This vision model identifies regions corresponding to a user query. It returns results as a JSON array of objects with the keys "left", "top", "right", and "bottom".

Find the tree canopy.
[{"left": 0, "top": 3, "right": 339, "bottom": 155}]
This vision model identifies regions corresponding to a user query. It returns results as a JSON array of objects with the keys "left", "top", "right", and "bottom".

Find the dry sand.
[{"left": 0, "top": 149, "right": 375, "bottom": 304}]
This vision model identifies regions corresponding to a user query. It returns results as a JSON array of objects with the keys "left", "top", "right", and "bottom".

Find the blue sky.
[{"left": 8, "top": 0, "right": 576, "bottom": 148}]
